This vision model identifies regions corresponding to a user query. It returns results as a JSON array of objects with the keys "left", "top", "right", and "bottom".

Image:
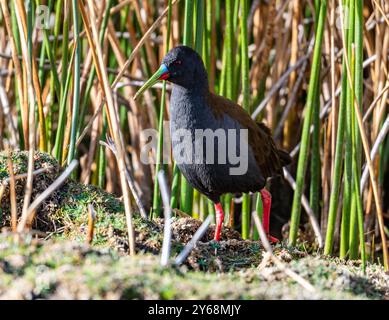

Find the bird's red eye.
[{"left": 173, "top": 60, "right": 182, "bottom": 66}]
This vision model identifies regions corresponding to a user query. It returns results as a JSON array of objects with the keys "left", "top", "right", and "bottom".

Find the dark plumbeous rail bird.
[{"left": 134, "top": 46, "right": 291, "bottom": 242}]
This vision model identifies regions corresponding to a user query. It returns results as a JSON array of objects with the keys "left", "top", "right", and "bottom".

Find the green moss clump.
[{"left": 0, "top": 151, "right": 164, "bottom": 252}]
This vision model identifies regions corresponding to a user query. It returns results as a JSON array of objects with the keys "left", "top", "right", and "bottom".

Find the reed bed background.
[{"left": 0, "top": 0, "right": 388, "bottom": 269}]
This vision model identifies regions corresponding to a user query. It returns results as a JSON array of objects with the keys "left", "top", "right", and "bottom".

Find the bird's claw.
[{"left": 267, "top": 234, "right": 279, "bottom": 244}]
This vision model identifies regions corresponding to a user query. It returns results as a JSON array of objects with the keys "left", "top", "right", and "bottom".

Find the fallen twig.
[
  {"left": 0, "top": 167, "right": 54, "bottom": 185},
  {"left": 158, "top": 170, "right": 173, "bottom": 266},
  {"left": 175, "top": 215, "right": 213, "bottom": 266}
]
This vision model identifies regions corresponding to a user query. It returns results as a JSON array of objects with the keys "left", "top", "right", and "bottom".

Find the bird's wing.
[{"left": 208, "top": 93, "right": 285, "bottom": 178}]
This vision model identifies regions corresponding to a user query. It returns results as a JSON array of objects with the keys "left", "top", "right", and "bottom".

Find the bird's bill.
[{"left": 133, "top": 64, "right": 169, "bottom": 100}]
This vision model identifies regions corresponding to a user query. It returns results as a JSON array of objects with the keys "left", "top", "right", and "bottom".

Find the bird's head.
[{"left": 134, "top": 46, "right": 207, "bottom": 100}]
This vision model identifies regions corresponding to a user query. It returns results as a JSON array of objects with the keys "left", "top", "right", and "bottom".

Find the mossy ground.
[
  {"left": 1, "top": 234, "right": 388, "bottom": 299},
  {"left": 0, "top": 151, "right": 388, "bottom": 299}
]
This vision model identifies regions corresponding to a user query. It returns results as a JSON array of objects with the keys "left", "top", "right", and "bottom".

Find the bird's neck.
[
  {"left": 171, "top": 83, "right": 211, "bottom": 115},
  {"left": 170, "top": 82, "right": 213, "bottom": 128},
  {"left": 171, "top": 83, "right": 209, "bottom": 98}
]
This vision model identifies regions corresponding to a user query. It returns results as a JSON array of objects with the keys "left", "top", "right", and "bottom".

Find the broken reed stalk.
[
  {"left": 175, "top": 215, "right": 212, "bottom": 266},
  {"left": 17, "top": 160, "right": 78, "bottom": 232},
  {"left": 251, "top": 212, "right": 316, "bottom": 293},
  {"left": 6, "top": 149, "right": 17, "bottom": 232},
  {"left": 87, "top": 204, "right": 96, "bottom": 245},
  {"left": 158, "top": 171, "right": 173, "bottom": 267},
  {"left": 79, "top": 0, "right": 135, "bottom": 255}
]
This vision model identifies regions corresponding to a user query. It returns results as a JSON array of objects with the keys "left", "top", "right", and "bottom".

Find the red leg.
[
  {"left": 214, "top": 203, "right": 224, "bottom": 241},
  {"left": 260, "top": 189, "right": 279, "bottom": 243}
]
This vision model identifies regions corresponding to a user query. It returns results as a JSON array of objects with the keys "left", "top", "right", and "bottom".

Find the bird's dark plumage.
[
  {"left": 134, "top": 45, "right": 291, "bottom": 242},
  {"left": 163, "top": 46, "right": 291, "bottom": 203}
]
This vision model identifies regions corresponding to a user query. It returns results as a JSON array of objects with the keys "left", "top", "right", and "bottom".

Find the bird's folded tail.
[
  {"left": 277, "top": 149, "right": 292, "bottom": 167},
  {"left": 257, "top": 122, "right": 292, "bottom": 171}
]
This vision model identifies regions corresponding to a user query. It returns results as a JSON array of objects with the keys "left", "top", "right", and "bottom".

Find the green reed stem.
[
  {"left": 170, "top": 163, "right": 181, "bottom": 209},
  {"left": 53, "top": 3, "right": 70, "bottom": 162},
  {"left": 179, "top": 0, "right": 195, "bottom": 214},
  {"left": 240, "top": 0, "right": 251, "bottom": 239},
  {"left": 347, "top": 6, "right": 358, "bottom": 260},
  {"left": 289, "top": 0, "right": 327, "bottom": 246},
  {"left": 324, "top": 0, "right": 351, "bottom": 255},
  {"left": 97, "top": 111, "right": 108, "bottom": 188},
  {"left": 53, "top": 52, "right": 74, "bottom": 162},
  {"left": 353, "top": 0, "right": 366, "bottom": 269},
  {"left": 67, "top": 0, "right": 81, "bottom": 164},
  {"left": 221, "top": 0, "right": 235, "bottom": 221},
  {"left": 309, "top": 81, "right": 321, "bottom": 218},
  {"left": 340, "top": 0, "right": 355, "bottom": 258},
  {"left": 253, "top": 193, "right": 264, "bottom": 240},
  {"left": 152, "top": 0, "right": 172, "bottom": 218}
]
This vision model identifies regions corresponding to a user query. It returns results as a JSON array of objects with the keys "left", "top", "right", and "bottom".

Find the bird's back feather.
[{"left": 207, "top": 93, "right": 291, "bottom": 178}]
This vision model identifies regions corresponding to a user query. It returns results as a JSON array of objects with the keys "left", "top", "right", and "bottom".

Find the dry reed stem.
[
  {"left": 251, "top": 51, "right": 312, "bottom": 119},
  {"left": 80, "top": 0, "right": 136, "bottom": 255},
  {"left": 0, "top": 1, "right": 28, "bottom": 145},
  {"left": 112, "top": 0, "right": 180, "bottom": 89},
  {"left": 14, "top": 0, "right": 36, "bottom": 230},
  {"left": 15, "top": 0, "right": 46, "bottom": 151},
  {"left": 76, "top": 0, "right": 180, "bottom": 152},
  {"left": 283, "top": 0, "right": 301, "bottom": 149}
]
